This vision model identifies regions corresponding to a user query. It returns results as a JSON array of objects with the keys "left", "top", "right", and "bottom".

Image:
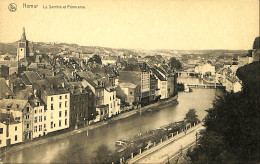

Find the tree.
[
  {"left": 253, "top": 36, "right": 260, "bottom": 49},
  {"left": 184, "top": 109, "right": 199, "bottom": 124},
  {"left": 88, "top": 54, "right": 102, "bottom": 64},
  {"left": 188, "top": 61, "right": 260, "bottom": 163},
  {"left": 169, "top": 57, "right": 182, "bottom": 70},
  {"left": 92, "top": 144, "right": 113, "bottom": 164}
]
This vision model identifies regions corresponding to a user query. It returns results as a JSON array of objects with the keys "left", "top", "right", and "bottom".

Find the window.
[
  {"left": 51, "top": 122, "right": 53, "bottom": 129},
  {"left": 59, "top": 102, "right": 62, "bottom": 108},
  {"left": 34, "top": 126, "right": 37, "bottom": 132},
  {"left": 113, "top": 95, "right": 114, "bottom": 100},
  {"left": 35, "top": 109, "right": 37, "bottom": 114},
  {"left": 59, "top": 96, "right": 62, "bottom": 100},
  {"left": 59, "top": 120, "right": 61, "bottom": 127},
  {"left": 0, "top": 128, "right": 3, "bottom": 134},
  {"left": 44, "top": 116, "right": 46, "bottom": 121},
  {"left": 27, "top": 107, "right": 30, "bottom": 112},
  {"left": 51, "top": 104, "right": 54, "bottom": 110},
  {"left": 27, "top": 124, "right": 29, "bottom": 128},
  {"left": 44, "top": 124, "right": 46, "bottom": 128},
  {"left": 0, "top": 140, "right": 1, "bottom": 144},
  {"left": 65, "top": 101, "right": 67, "bottom": 107},
  {"left": 65, "top": 95, "right": 67, "bottom": 99},
  {"left": 130, "top": 92, "right": 133, "bottom": 95},
  {"left": 15, "top": 135, "right": 18, "bottom": 141},
  {"left": 26, "top": 115, "right": 30, "bottom": 119},
  {"left": 59, "top": 111, "right": 62, "bottom": 117},
  {"left": 37, "top": 102, "right": 40, "bottom": 106},
  {"left": 34, "top": 117, "right": 37, "bottom": 123},
  {"left": 15, "top": 126, "right": 17, "bottom": 131},
  {"left": 51, "top": 97, "right": 53, "bottom": 101},
  {"left": 39, "top": 125, "right": 42, "bottom": 131},
  {"left": 65, "top": 119, "right": 67, "bottom": 125},
  {"left": 65, "top": 110, "right": 67, "bottom": 116},
  {"left": 110, "top": 97, "right": 111, "bottom": 101},
  {"left": 39, "top": 116, "right": 42, "bottom": 122}
]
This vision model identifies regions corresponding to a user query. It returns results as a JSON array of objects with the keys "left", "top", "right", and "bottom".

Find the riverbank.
[{"left": 1, "top": 95, "right": 178, "bottom": 156}]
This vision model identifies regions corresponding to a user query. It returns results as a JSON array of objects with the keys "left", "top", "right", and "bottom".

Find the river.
[{"left": 3, "top": 77, "right": 224, "bottom": 163}]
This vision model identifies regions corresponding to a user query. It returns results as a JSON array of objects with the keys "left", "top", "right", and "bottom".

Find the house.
[
  {"left": 41, "top": 89, "right": 70, "bottom": 134},
  {"left": 0, "top": 99, "right": 33, "bottom": 141},
  {"left": 118, "top": 83, "right": 138, "bottom": 105},
  {"left": 21, "top": 71, "right": 41, "bottom": 88},
  {"left": 0, "top": 78, "right": 13, "bottom": 99},
  {"left": 64, "top": 82, "right": 95, "bottom": 129},
  {"left": 104, "top": 87, "right": 121, "bottom": 117},
  {"left": 0, "top": 113, "right": 23, "bottom": 148},
  {"left": 225, "top": 77, "right": 242, "bottom": 93},
  {"left": 150, "top": 68, "right": 168, "bottom": 99},
  {"left": 28, "top": 96, "right": 46, "bottom": 138},
  {"left": 119, "top": 64, "right": 150, "bottom": 105},
  {"left": 77, "top": 71, "right": 109, "bottom": 122},
  {"left": 194, "top": 62, "right": 216, "bottom": 77}
]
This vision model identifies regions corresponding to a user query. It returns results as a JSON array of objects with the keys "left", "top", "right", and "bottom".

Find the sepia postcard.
[{"left": 0, "top": 0, "right": 259, "bottom": 163}]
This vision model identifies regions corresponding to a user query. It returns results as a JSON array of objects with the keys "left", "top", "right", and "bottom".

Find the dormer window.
[{"left": 37, "top": 102, "right": 40, "bottom": 106}]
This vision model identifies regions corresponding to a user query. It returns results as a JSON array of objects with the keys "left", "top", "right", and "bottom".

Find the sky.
[{"left": 0, "top": 0, "right": 259, "bottom": 50}]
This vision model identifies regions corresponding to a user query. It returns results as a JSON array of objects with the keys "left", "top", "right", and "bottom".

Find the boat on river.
[{"left": 115, "top": 140, "right": 129, "bottom": 147}]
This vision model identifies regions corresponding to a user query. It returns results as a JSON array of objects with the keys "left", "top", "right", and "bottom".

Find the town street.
[{"left": 129, "top": 124, "right": 204, "bottom": 163}]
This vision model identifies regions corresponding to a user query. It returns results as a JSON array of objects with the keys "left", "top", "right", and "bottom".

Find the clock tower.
[{"left": 17, "top": 27, "right": 29, "bottom": 61}]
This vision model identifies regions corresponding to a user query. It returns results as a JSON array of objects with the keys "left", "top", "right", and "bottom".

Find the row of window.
[
  {"left": 59, "top": 110, "right": 68, "bottom": 117},
  {"left": 35, "top": 108, "right": 43, "bottom": 114},
  {"left": 34, "top": 125, "right": 43, "bottom": 132},
  {"left": 51, "top": 95, "right": 68, "bottom": 101},
  {"left": 34, "top": 116, "right": 43, "bottom": 123},
  {"left": 50, "top": 119, "right": 67, "bottom": 129},
  {"left": 51, "top": 101, "right": 68, "bottom": 110},
  {"left": 0, "top": 127, "right": 18, "bottom": 134}
]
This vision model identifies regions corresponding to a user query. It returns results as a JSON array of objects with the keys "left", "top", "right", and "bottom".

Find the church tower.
[{"left": 17, "top": 27, "right": 29, "bottom": 61}]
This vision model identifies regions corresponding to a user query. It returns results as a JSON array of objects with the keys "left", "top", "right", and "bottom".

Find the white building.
[
  {"left": 104, "top": 88, "right": 121, "bottom": 118},
  {"left": 0, "top": 114, "right": 23, "bottom": 148},
  {"left": 28, "top": 96, "right": 46, "bottom": 138},
  {"left": 151, "top": 68, "right": 168, "bottom": 99},
  {"left": 41, "top": 90, "right": 70, "bottom": 134},
  {"left": 195, "top": 63, "right": 216, "bottom": 76},
  {"left": 225, "top": 77, "right": 242, "bottom": 93}
]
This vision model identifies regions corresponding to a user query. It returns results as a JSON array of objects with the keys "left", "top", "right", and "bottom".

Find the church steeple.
[
  {"left": 17, "top": 27, "right": 29, "bottom": 61},
  {"left": 21, "top": 27, "right": 26, "bottom": 41}
]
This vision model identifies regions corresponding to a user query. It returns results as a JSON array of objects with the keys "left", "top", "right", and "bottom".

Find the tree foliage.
[
  {"left": 184, "top": 108, "right": 199, "bottom": 124},
  {"left": 188, "top": 61, "right": 260, "bottom": 163},
  {"left": 92, "top": 144, "right": 113, "bottom": 164},
  {"left": 88, "top": 54, "right": 102, "bottom": 64},
  {"left": 169, "top": 57, "right": 182, "bottom": 70}
]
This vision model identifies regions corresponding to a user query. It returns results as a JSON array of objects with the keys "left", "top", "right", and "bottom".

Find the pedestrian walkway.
[{"left": 128, "top": 124, "right": 204, "bottom": 164}]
